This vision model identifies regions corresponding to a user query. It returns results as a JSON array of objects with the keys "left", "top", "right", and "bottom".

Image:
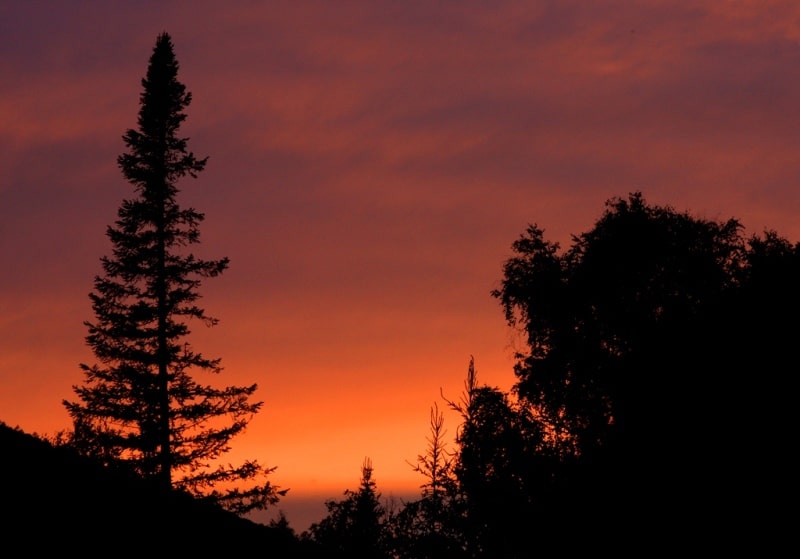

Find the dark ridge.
[{"left": 0, "top": 421, "right": 302, "bottom": 555}]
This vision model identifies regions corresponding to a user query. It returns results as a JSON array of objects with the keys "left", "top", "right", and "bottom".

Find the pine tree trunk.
[{"left": 156, "top": 167, "right": 171, "bottom": 492}]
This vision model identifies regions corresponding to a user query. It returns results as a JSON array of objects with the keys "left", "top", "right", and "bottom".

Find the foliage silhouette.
[
  {"left": 302, "top": 458, "right": 390, "bottom": 558},
  {"left": 490, "top": 191, "right": 798, "bottom": 546},
  {"left": 62, "top": 32, "right": 282, "bottom": 514},
  {"left": 492, "top": 192, "right": 744, "bottom": 457},
  {"left": 441, "top": 357, "right": 566, "bottom": 557},
  {"left": 391, "top": 402, "right": 464, "bottom": 558}
]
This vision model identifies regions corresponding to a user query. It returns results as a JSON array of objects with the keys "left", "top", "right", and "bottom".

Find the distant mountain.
[{"left": 0, "top": 421, "right": 302, "bottom": 555}]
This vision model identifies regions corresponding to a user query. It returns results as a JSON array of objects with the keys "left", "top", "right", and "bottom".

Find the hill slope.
[{"left": 0, "top": 421, "right": 300, "bottom": 554}]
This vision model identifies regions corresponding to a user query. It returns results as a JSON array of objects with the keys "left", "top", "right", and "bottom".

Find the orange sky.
[{"left": 3, "top": 1, "right": 800, "bottom": 530}]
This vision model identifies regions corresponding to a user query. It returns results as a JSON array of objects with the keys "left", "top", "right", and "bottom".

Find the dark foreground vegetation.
[{"left": 0, "top": 421, "right": 303, "bottom": 555}]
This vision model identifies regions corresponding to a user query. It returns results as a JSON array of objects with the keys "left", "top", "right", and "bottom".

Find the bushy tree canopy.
[{"left": 491, "top": 192, "right": 799, "bottom": 543}]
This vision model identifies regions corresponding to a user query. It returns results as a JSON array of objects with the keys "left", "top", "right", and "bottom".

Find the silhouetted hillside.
[{"left": 0, "top": 421, "right": 302, "bottom": 555}]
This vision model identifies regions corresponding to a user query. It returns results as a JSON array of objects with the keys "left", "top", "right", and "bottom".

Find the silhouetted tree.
[
  {"left": 705, "top": 228, "right": 800, "bottom": 523},
  {"left": 390, "top": 403, "right": 464, "bottom": 558},
  {"left": 493, "top": 193, "right": 745, "bottom": 458},
  {"left": 303, "top": 458, "right": 390, "bottom": 558},
  {"left": 63, "top": 32, "right": 282, "bottom": 514},
  {"left": 490, "top": 191, "right": 799, "bottom": 545},
  {"left": 409, "top": 402, "right": 457, "bottom": 531},
  {"left": 443, "top": 357, "right": 554, "bottom": 558}
]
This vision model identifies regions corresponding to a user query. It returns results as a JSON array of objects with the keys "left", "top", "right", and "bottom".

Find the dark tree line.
[
  {"left": 297, "top": 192, "right": 797, "bottom": 557},
  {"left": 43, "top": 29, "right": 793, "bottom": 556}
]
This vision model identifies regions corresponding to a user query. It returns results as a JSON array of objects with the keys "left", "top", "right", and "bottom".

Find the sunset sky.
[{"left": 3, "top": 1, "right": 800, "bottom": 530}]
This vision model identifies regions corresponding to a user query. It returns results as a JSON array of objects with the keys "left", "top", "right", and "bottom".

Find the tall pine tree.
[{"left": 64, "top": 32, "right": 282, "bottom": 514}]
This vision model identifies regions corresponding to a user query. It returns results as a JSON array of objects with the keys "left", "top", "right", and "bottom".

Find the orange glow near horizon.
[{"left": 4, "top": 1, "right": 800, "bottom": 531}]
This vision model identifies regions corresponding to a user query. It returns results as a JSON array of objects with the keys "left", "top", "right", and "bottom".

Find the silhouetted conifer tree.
[
  {"left": 63, "top": 32, "right": 282, "bottom": 514},
  {"left": 409, "top": 402, "right": 457, "bottom": 531},
  {"left": 390, "top": 403, "right": 464, "bottom": 558},
  {"left": 303, "top": 458, "right": 390, "bottom": 558}
]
